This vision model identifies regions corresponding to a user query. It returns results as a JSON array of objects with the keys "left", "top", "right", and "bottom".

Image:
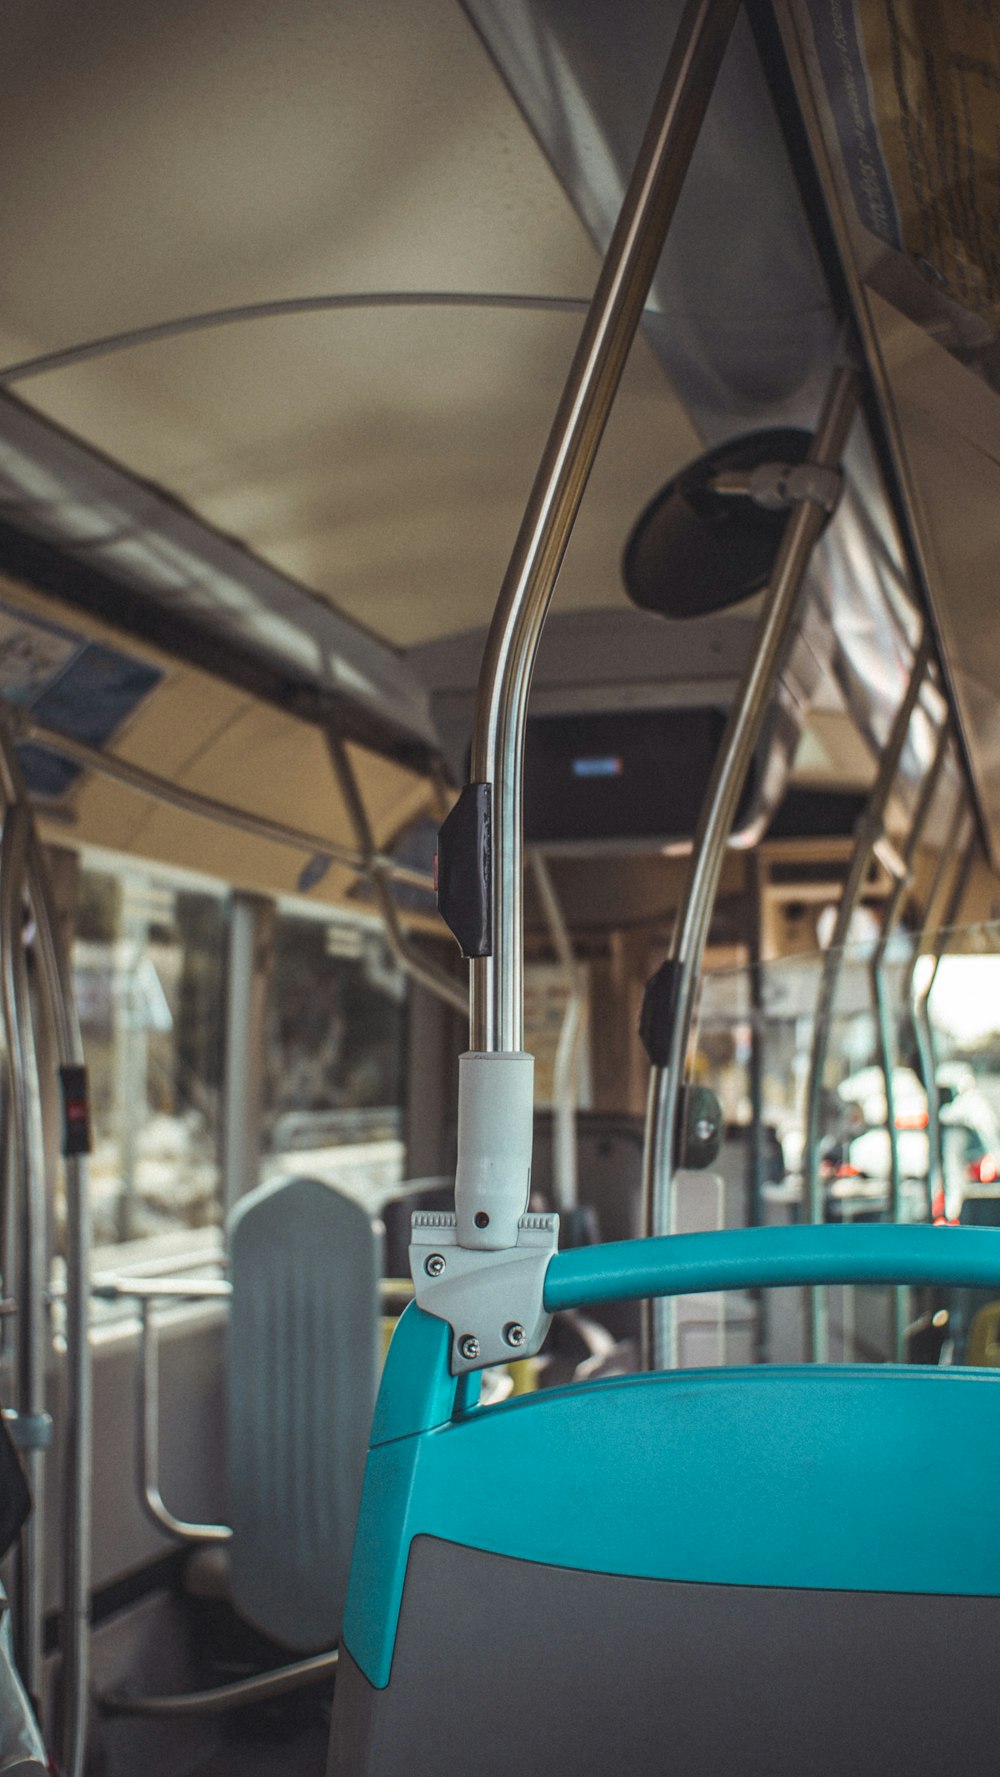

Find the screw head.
[
  {"left": 424, "top": 1252, "right": 446, "bottom": 1277},
  {"left": 503, "top": 1321, "right": 527, "bottom": 1349},
  {"left": 694, "top": 1117, "right": 716, "bottom": 1143},
  {"left": 458, "top": 1334, "right": 480, "bottom": 1362}
]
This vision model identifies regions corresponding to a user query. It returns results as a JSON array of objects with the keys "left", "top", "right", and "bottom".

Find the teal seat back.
[{"left": 330, "top": 1225, "right": 1000, "bottom": 1775}]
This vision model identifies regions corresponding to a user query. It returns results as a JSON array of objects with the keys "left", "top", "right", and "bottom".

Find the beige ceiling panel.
[
  {"left": 792, "top": 711, "right": 877, "bottom": 788},
  {"left": 47, "top": 775, "right": 355, "bottom": 906},
  {"left": 21, "top": 308, "right": 699, "bottom": 647},
  {"left": 66, "top": 701, "right": 434, "bottom": 902},
  {"left": 0, "top": 574, "right": 437, "bottom": 911},
  {"left": 1, "top": 0, "right": 700, "bottom": 656},
  {"left": 0, "top": 0, "right": 598, "bottom": 367},
  {"left": 341, "top": 742, "right": 431, "bottom": 847}
]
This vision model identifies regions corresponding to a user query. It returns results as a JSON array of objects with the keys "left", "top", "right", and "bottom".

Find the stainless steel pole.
[
  {"left": 0, "top": 716, "right": 95, "bottom": 1775},
  {"left": 23, "top": 828, "right": 91, "bottom": 1777},
  {"left": 0, "top": 800, "right": 47, "bottom": 1709},
  {"left": 468, "top": 0, "right": 743, "bottom": 1057},
  {"left": 802, "top": 630, "right": 934, "bottom": 1362},
  {"left": 137, "top": 1299, "right": 232, "bottom": 1545},
  {"left": 869, "top": 721, "right": 950, "bottom": 1360},
  {"left": 530, "top": 852, "right": 584, "bottom": 1214},
  {"left": 641, "top": 363, "right": 859, "bottom": 1370},
  {"left": 912, "top": 827, "right": 979, "bottom": 1219},
  {"left": 900, "top": 797, "right": 969, "bottom": 1218}
]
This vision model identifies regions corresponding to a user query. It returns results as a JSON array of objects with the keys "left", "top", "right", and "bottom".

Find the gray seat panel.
[
  {"left": 330, "top": 1535, "right": 1000, "bottom": 1775},
  {"left": 228, "top": 1176, "right": 380, "bottom": 1651}
]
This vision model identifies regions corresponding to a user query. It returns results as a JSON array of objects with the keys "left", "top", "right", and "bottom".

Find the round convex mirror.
[{"left": 623, "top": 427, "right": 817, "bottom": 619}]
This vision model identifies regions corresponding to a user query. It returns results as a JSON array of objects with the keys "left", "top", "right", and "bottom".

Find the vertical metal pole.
[
  {"left": 468, "top": 0, "right": 743, "bottom": 1058},
  {"left": 531, "top": 853, "right": 584, "bottom": 1215},
  {"left": 747, "top": 855, "right": 768, "bottom": 1364},
  {"left": 0, "top": 801, "right": 46, "bottom": 1709},
  {"left": 25, "top": 831, "right": 91, "bottom": 1777},
  {"left": 869, "top": 721, "right": 950, "bottom": 1359},
  {"left": 912, "top": 827, "right": 978, "bottom": 1219},
  {"left": 221, "top": 893, "right": 274, "bottom": 1218},
  {"left": 802, "top": 631, "right": 934, "bottom": 1361},
  {"left": 894, "top": 795, "right": 965, "bottom": 1225},
  {"left": 641, "top": 363, "right": 859, "bottom": 1370},
  {"left": 0, "top": 720, "right": 93, "bottom": 1775}
]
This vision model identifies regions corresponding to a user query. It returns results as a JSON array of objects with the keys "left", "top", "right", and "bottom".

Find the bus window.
[
  {"left": 72, "top": 861, "right": 225, "bottom": 1264},
  {"left": 263, "top": 907, "right": 408, "bottom": 1218}
]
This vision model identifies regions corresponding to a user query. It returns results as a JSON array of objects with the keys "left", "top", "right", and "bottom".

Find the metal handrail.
[
  {"left": 530, "top": 853, "right": 585, "bottom": 1214},
  {"left": 910, "top": 829, "right": 980, "bottom": 1214},
  {"left": 468, "top": 0, "right": 743, "bottom": 1055},
  {"left": 801, "top": 630, "right": 934, "bottom": 1361},
  {"left": 136, "top": 1296, "right": 232, "bottom": 1546},
  {"left": 103, "top": 1267, "right": 414, "bottom": 1547},
  {"left": 545, "top": 1222, "right": 1000, "bottom": 1314},
  {"left": 23, "top": 830, "right": 92, "bottom": 1777},
  {"left": 868, "top": 720, "right": 951, "bottom": 1358},
  {"left": 0, "top": 798, "right": 47, "bottom": 1710},
  {"left": 0, "top": 716, "right": 96, "bottom": 1774},
  {"left": 640, "top": 361, "right": 859, "bottom": 1370},
  {"left": 101, "top": 1648, "right": 338, "bottom": 1718}
]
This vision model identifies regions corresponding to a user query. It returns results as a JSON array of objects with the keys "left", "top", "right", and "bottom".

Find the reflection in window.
[
  {"left": 71, "top": 865, "right": 411, "bottom": 1257},
  {"left": 263, "top": 910, "right": 407, "bottom": 1213},
  {"left": 73, "top": 864, "right": 225, "bottom": 1250}
]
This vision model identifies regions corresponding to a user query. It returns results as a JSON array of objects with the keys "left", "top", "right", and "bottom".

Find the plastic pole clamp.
[{"left": 411, "top": 1210, "right": 559, "bottom": 1374}]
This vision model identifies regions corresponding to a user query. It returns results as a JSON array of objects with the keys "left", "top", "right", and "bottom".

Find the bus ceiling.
[
  {"left": 465, "top": 0, "right": 1000, "bottom": 870},
  {"left": 0, "top": 392, "right": 441, "bottom": 775},
  {"left": 0, "top": 0, "right": 996, "bottom": 865}
]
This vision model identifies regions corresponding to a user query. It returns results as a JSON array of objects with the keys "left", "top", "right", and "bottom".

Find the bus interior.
[{"left": 1, "top": 1, "right": 1000, "bottom": 1772}]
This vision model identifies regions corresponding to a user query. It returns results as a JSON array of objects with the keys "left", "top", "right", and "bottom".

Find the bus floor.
[{"left": 186, "top": 1720, "right": 328, "bottom": 1775}]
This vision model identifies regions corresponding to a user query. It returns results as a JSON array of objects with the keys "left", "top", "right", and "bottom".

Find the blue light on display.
[{"left": 571, "top": 755, "right": 622, "bottom": 779}]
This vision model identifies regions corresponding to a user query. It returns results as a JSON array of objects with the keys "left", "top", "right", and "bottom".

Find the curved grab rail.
[{"left": 544, "top": 1224, "right": 1000, "bottom": 1314}]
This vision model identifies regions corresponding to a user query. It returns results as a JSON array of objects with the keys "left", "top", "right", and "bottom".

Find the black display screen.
[{"left": 523, "top": 707, "right": 752, "bottom": 845}]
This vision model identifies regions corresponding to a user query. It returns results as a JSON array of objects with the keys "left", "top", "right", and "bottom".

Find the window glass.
[
  {"left": 689, "top": 919, "right": 1000, "bottom": 1365},
  {"left": 264, "top": 911, "right": 407, "bottom": 1214},
  {"left": 73, "top": 864, "right": 225, "bottom": 1257}
]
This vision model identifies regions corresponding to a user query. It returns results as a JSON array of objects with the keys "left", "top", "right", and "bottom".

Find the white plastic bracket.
[
  {"left": 711, "top": 461, "right": 842, "bottom": 516},
  {"left": 746, "top": 461, "right": 842, "bottom": 514},
  {"left": 411, "top": 1210, "right": 559, "bottom": 1374}
]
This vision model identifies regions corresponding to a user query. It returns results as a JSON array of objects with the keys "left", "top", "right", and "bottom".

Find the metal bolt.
[
  {"left": 503, "top": 1322, "right": 527, "bottom": 1349},
  {"left": 424, "top": 1252, "right": 446, "bottom": 1277},
  {"left": 694, "top": 1117, "right": 715, "bottom": 1143},
  {"left": 458, "top": 1334, "right": 480, "bottom": 1362}
]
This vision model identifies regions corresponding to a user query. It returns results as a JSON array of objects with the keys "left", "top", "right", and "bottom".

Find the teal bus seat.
[
  {"left": 227, "top": 1175, "right": 381, "bottom": 1652},
  {"left": 329, "top": 1224, "right": 1000, "bottom": 1775}
]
